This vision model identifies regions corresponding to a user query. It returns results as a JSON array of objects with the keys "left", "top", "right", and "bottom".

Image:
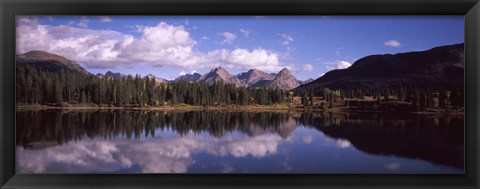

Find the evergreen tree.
[
  {"left": 328, "top": 93, "right": 334, "bottom": 108},
  {"left": 80, "top": 91, "right": 87, "bottom": 104},
  {"left": 419, "top": 92, "right": 426, "bottom": 111},
  {"left": 398, "top": 85, "right": 406, "bottom": 101},
  {"left": 439, "top": 89, "right": 447, "bottom": 108},
  {"left": 412, "top": 88, "right": 419, "bottom": 108},
  {"left": 449, "top": 90, "right": 460, "bottom": 107},
  {"left": 302, "top": 92, "right": 309, "bottom": 107},
  {"left": 54, "top": 79, "right": 63, "bottom": 105},
  {"left": 427, "top": 89, "right": 434, "bottom": 108},
  {"left": 309, "top": 92, "right": 314, "bottom": 106},
  {"left": 376, "top": 92, "right": 381, "bottom": 105}
]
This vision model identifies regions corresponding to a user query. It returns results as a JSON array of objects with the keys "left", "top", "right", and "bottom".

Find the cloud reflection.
[
  {"left": 336, "top": 139, "right": 351, "bottom": 149},
  {"left": 17, "top": 133, "right": 283, "bottom": 173},
  {"left": 384, "top": 162, "right": 401, "bottom": 171}
]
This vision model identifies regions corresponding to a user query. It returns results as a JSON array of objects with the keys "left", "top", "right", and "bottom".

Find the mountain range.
[
  {"left": 16, "top": 43, "right": 464, "bottom": 92},
  {"left": 16, "top": 50, "right": 311, "bottom": 90},
  {"left": 193, "top": 67, "right": 304, "bottom": 90}
]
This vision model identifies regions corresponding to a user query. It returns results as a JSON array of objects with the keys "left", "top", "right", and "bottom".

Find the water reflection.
[
  {"left": 297, "top": 112, "right": 464, "bottom": 169},
  {"left": 16, "top": 110, "right": 464, "bottom": 173}
]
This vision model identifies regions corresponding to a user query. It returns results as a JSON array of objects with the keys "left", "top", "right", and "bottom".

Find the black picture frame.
[{"left": 1, "top": 0, "right": 479, "bottom": 188}]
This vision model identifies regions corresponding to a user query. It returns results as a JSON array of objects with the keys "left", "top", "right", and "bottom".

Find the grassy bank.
[
  {"left": 290, "top": 96, "right": 464, "bottom": 115},
  {"left": 16, "top": 97, "right": 464, "bottom": 115},
  {"left": 16, "top": 103, "right": 293, "bottom": 111}
]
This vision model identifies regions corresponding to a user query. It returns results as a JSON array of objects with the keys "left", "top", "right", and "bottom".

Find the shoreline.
[
  {"left": 15, "top": 104, "right": 464, "bottom": 115},
  {"left": 15, "top": 104, "right": 293, "bottom": 111}
]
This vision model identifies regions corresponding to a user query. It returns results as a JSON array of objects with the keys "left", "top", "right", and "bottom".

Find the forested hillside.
[{"left": 16, "top": 65, "right": 291, "bottom": 107}]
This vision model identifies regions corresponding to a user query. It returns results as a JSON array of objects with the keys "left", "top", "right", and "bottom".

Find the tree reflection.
[
  {"left": 16, "top": 110, "right": 464, "bottom": 169},
  {"left": 16, "top": 110, "right": 292, "bottom": 146},
  {"left": 297, "top": 112, "right": 464, "bottom": 169}
]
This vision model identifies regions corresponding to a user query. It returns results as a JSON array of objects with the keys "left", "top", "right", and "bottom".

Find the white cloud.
[
  {"left": 99, "top": 16, "right": 112, "bottom": 23},
  {"left": 384, "top": 40, "right": 401, "bottom": 47},
  {"left": 17, "top": 18, "right": 203, "bottom": 69},
  {"left": 326, "top": 60, "right": 351, "bottom": 71},
  {"left": 302, "top": 135, "right": 313, "bottom": 144},
  {"left": 336, "top": 61, "right": 352, "bottom": 69},
  {"left": 279, "top": 33, "right": 294, "bottom": 46},
  {"left": 77, "top": 17, "right": 89, "bottom": 28},
  {"left": 208, "top": 48, "right": 284, "bottom": 72},
  {"left": 336, "top": 139, "right": 351, "bottom": 149},
  {"left": 303, "top": 64, "right": 314, "bottom": 72},
  {"left": 240, "top": 28, "right": 251, "bottom": 37},
  {"left": 179, "top": 71, "right": 187, "bottom": 76},
  {"left": 16, "top": 17, "right": 289, "bottom": 72},
  {"left": 191, "top": 70, "right": 197, "bottom": 74},
  {"left": 220, "top": 32, "right": 237, "bottom": 44},
  {"left": 16, "top": 17, "right": 53, "bottom": 53},
  {"left": 17, "top": 17, "right": 125, "bottom": 68},
  {"left": 118, "top": 22, "right": 202, "bottom": 68}
]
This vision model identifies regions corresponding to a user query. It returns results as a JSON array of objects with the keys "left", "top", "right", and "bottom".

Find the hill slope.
[
  {"left": 297, "top": 43, "right": 464, "bottom": 91},
  {"left": 16, "top": 51, "right": 91, "bottom": 75}
]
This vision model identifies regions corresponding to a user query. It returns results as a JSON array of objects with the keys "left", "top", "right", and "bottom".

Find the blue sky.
[{"left": 16, "top": 16, "right": 464, "bottom": 80}]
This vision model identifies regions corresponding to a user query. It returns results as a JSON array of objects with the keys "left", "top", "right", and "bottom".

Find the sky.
[{"left": 16, "top": 16, "right": 464, "bottom": 81}]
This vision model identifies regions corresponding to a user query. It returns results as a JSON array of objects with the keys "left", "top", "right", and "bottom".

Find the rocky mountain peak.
[
  {"left": 265, "top": 68, "right": 300, "bottom": 90},
  {"left": 276, "top": 68, "right": 293, "bottom": 77},
  {"left": 175, "top": 72, "right": 201, "bottom": 82},
  {"left": 199, "top": 66, "right": 238, "bottom": 85},
  {"left": 275, "top": 68, "right": 294, "bottom": 79},
  {"left": 211, "top": 66, "right": 230, "bottom": 77}
]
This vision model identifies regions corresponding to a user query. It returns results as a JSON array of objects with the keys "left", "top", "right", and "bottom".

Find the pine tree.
[
  {"left": 302, "top": 92, "right": 309, "bottom": 107},
  {"left": 54, "top": 79, "right": 63, "bottom": 105},
  {"left": 80, "top": 91, "right": 87, "bottom": 104},
  {"left": 427, "top": 89, "right": 434, "bottom": 108},
  {"left": 398, "top": 85, "right": 406, "bottom": 101},
  {"left": 439, "top": 89, "right": 447, "bottom": 108},
  {"left": 412, "top": 88, "right": 419, "bottom": 108},
  {"left": 328, "top": 93, "right": 334, "bottom": 108},
  {"left": 376, "top": 92, "right": 381, "bottom": 105},
  {"left": 309, "top": 92, "right": 314, "bottom": 106},
  {"left": 450, "top": 90, "right": 458, "bottom": 107},
  {"left": 419, "top": 92, "right": 426, "bottom": 111}
]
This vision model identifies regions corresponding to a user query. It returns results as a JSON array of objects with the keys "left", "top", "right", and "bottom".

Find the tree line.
[
  {"left": 297, "top": 83, "right": 464, "bottom": 110},
  {"left": 16, "top": 65, "right": 291, "bottom": 106}
]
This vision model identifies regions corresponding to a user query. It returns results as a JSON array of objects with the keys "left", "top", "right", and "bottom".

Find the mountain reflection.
[
  {"left": 297, "top": 112, "right": 464, "bottom": 169},
  {"left": 16, "top": 110, "right": 464, "bottom": 173}
]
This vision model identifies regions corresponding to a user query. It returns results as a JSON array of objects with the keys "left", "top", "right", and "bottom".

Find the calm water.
[{"left": 15, "top": 109, "right": 464, "bottom": 174}]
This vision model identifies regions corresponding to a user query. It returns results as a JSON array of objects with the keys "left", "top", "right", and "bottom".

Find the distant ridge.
[
  {"left": 16, "top": 50, "right": 91, "bottom": 75},
  {"left": 16, "top": 50, "right": 308, "bottom": 90},
  {"left": 197, "top": 67, "right": 302, "bottom": 90},
  {"left": 296, "top": 43, "right": 464, "bottom": 91}
]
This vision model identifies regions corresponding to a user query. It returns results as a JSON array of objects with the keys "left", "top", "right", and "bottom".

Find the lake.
[{"left": 15, "top": 109, "right": 464, "bottom": 174}]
